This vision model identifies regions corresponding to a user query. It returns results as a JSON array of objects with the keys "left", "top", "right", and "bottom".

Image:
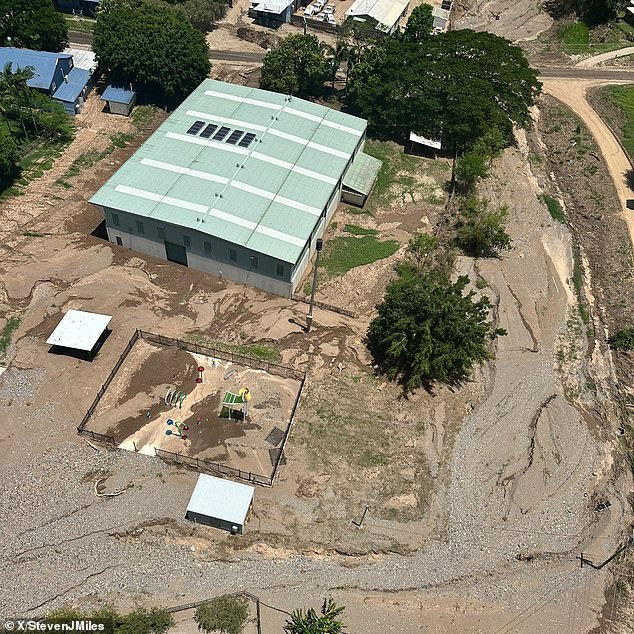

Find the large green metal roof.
[{"left": 90, "top": 79, "right": 367, "bottom": 264}]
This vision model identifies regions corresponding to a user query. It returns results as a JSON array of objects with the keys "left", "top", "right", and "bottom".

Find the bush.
[
  {"left": 608, "top": 328, "right": 634, "bottom": 351},
  {"left": 455, "top": 196, "right": 511, "bottom": 258},
  {"left": 194, "top": 596, "right": 249, "bottom": 634}
]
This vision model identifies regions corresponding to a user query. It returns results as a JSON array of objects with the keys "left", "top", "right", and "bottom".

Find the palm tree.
[
  {"left": 0, "top": 62, "right": 35, "bottom": 139},
  {"left": 283, "top": 598, "right": 346, "bottom": 634}
]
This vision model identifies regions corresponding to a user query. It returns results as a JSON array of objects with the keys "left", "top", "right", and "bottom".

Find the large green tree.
[
  {"left": 367, "top": 267, "right": 503, "bottom": 391},
  {"left": 260, "top": 34, "right": 328, "bottom": 97},
  {"left": 545, "top": 0, "right": 625, "bottom": 23},
  {"left": 284, "top": 598, "right": 346, "bottom": 634},
  {"left": 0, "top": 0, "right": 68, "bottom": 51},
  {"left": 93, "top": 0, "right": 210, "bottom": 104},
  {"left": 194, "top": 596, "right": 248, "bottom": 634},
  {"left": 347, "top": 30, "right": 540, "bottom": 153},
  {"left": 402, "top": 3, "right": 433, "bottom": 42},
  {"left": 454, "top": 196, "right": 511, "bottom": 258}
]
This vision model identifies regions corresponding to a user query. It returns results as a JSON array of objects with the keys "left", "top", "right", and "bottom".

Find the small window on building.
[
  {"left": 136, "top": 220, "right": 144, "bottom": 234},
  {"left": 112, "top": 212, "right": 120, "bottom": 227},
  {"left": 157, "top": 227, "right": 165, "bottom": 240},
  {"left": 229, "top": 249, "right": 237, "bottom": 262},
  {"left": 250, "top": 256, "right": 258, "bottom": 270},
  {"left": 115, "top": 236, "right": 123, "bottom": 246},
  {"left": 204, "top": 241, "right": 211, "bottom": 255},
  {"left": 276, "top": 263, "right": 284, "bottom": 277},
  {"left": 183, "top": 235, "right": 191, "bottom": 247}
]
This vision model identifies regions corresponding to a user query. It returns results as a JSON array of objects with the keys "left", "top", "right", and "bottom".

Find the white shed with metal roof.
[
  {"left": 46, "top": 310, "right": 112, "bottom": 354},
  {"left": 185, "top": 474, "right": 254, "bottom": 534}
]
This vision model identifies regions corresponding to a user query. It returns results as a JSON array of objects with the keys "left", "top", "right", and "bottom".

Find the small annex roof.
[
  {"left": 0, "top": 47, "right": 71, "bottom": 91},
  {"left": 53, "top": 67, "right": 91, "bottom": 103},
  {"left": 187, "top": 474, "right": 254, "bottom": 526},
  {"left": 90, "top": 79, "right": 367, "bottom": 265},
  {"left": 46, "top": 309, "right": 112, "bottom": 351},
  {"left": 64, "top": 48, "right": 98, "bottom": 73},
  {"left": 102, "top": 84, "right": 136, "bottom": 105},
  {"left": 250, "top": 0, "right": 294, "bottom": 13},
  {"left": 345, "top": 0, "right": 409, "bottom": 31},
  {"left": 343, "top": 151, "right": 382, "bottom": 196}
]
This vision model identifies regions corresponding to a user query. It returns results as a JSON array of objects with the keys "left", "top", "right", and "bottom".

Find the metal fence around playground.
[{"left": 76, "top": 329, "right": 306, "bottom": 487}]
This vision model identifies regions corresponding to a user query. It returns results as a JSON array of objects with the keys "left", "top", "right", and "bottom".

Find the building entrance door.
[{"left": 165, "top": 241, "right": 188, "bottom": 266}]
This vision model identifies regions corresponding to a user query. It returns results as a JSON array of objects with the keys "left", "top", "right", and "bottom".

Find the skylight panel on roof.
[
  {"left": 225, "top": 130, "right": 244, "bottom": 145},
  {"left": 187, "top": 120, "right": 205, "bottom": 135},
  {"left": 238, "top": 133, "right": 257, "bottom": 148},
  {"left": 213, "top": 126, "right": 231, "bottom": 141},
  {"left": 199, "top": 123, "right": 218, "bottom": 139}
]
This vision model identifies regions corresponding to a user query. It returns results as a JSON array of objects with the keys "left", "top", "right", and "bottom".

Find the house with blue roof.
[{"left": 0, "top": 47, "right": 95, "bottom": 115}]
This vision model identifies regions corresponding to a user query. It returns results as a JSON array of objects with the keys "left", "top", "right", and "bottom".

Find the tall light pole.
[{"left": 306, "top": 238, "right": 323, "bottom": 333}]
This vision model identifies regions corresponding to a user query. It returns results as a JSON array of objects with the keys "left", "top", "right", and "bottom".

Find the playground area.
[{"left": 86, "top": 335, "right": 303, "bottom": 479}]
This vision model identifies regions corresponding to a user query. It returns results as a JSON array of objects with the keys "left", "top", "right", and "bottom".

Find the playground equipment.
[
  {"left": 221, "top": 387, "right": 251, "bottom": 420},
  {"left": 166, "top": 418, "right": 189, "bottom": 440},
  {"left": 196, "top": 366, "right": 204, "bottom": 384},
  {"left": 165, "top": 389, "right": 187, "bottom": 408}
]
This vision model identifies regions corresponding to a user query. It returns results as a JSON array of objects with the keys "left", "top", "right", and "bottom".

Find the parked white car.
[
  {"left": 313, "top": 0, "right": 325, "bottom": 11},
  {"left": 323, "top": 4, "right": 335, "bottom": 13},
  {"left": 303, "top": 4, "right": 316, "bottom": 15},
  {"left": 324, "top": 13, "right": 336, "bottom": 24}
]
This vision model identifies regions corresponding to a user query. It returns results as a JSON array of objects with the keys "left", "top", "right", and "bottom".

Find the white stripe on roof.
[
  {"left": 115, "top": 185, "right": 208, "bottom": 214},
  {"left": 166, "top": 132, "right": 249, "bottom": 155},
  {"left": 257, "top": 224, "right": 305, "bottom": 247},
  {"left": 202, "top": 89, "right": 362, "bottom": 136},
  {"left": 140, "top": 158, "right": 229, "bottom": 184},
  {"left": 114, "top": 185, "right": 306, "bottom": 249},
  {"left": 141, "top": 157, "right": 322, "bottom": 216},
  {"left": 204, "top": 89, "right": 281, "bottom": 111},
  {"left": 167, "top": 133, "right": 338, "bottom": 186},
  {"left": 187, "top": 110, "right": 351, "bottom": 159},
  {"left": 186, "top": 110, "right": 267, "bottom": 133},
  {"left": 284, "top": 106, "right": 363, "bottom": 136}
]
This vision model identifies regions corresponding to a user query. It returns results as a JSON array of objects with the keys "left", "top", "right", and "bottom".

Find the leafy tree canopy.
[
  {"left": 180, "top": 0, "right": 228, "bottom": 32},
  {"left": 0, "top": 0, "right": 68, "bottom": 52},
  {"left": 367, "top": 267, "right": 502, "bottom": 392},
  {"left": 284, "top": 598, "right": 346, "bottom": 634},
  {"left": 93, "top": 0, "right": 211, "bottom": 104},
  {"left": 402, "top": 3, "right": 433, "bottom": 42},
  {"left": 347, "top": 30, "right": 540, "bottom": 152},
  {"left": 608, "top": 328, "right": 634, "bottom": 350},
  {"left": 260, "top": 34, "right": 328, "bottom": 97},
  {"left": 0, "top": 126, "right": 19, "bottom": 183}
]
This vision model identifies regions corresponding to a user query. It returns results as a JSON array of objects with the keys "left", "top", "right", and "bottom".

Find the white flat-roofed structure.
[
  {"left": 46, "top": 310, "right": 112, "bottom": 354},
  {"left": 345, "top": 0, "right": 410, "bottom": 34},
  {"left": 185, "top": 473, "right": 254, "bottom": 534}
]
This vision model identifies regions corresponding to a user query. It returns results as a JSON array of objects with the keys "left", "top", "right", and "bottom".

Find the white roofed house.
[
  {"left": 345, "top": 0, "right": 410, "bottom": 35},
  {"left": 249, "top": 0, "right": 302, "bottom": 26},
  {"left": 46, "top": 310, "right": 112, "bottom": 359}
]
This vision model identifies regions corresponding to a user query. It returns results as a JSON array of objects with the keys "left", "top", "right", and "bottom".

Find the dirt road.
[
  {"left": 541, "top": 78, "right": 634, "bottom": 248},
  {"left": 576, "top": 47, "right": 634, "bottom": 69}
]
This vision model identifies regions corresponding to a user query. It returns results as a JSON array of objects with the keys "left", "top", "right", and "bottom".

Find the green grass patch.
[
  {"left": 363, "top": 139, "right": 447, "bottom": 211},
  {"left": 64, "top": 15, "right": 96, "bottom": 34},
  {"left": 22, "top": 231, "right": 45, "bottom": 237},
  {"left": 559, "top": 19, "right": 634, "bottom": 56},
  {"left": 603, "top": 85, "right": 634, "bottom": 161},
  {"left": 0, "top": 318, "right": 20, "bottom": 356},
  {"left": 56, "top": 132, "right": 135, "bottom": 186},
  {"left": 344, "top": 223, "right": 378, "bottom": 236},
  {"left": 542, "top": 194, "right": 566, "bottom": 223},
  {"left": 320, "top": 235, "right": 400, "bottom": 278},
  {"left": 187, "top": 335, "right": 280, "bottom": 362},
  {"left": 131, "top": 105, "right": 159, "bottom": 130}
]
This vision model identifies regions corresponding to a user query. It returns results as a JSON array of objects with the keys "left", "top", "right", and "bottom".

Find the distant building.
[
  {"left": 432, "top": 6, "right": 450, "bottom": 33},
  {"left": 101, "top": 85, "right": 137, "bottom": 116},
  {"left": 0, "top": 48, "right": 94, "bottom": 115},
  {"left": 408, "top": 131, "right": 442, "bottom": 158},
  {"left": 53, "top": 0, "right": 100, "bottom": 17},
  {"left": 90, "top": 79, "right": 380, "bottom": 298},
  {"left": 249, "top": 0, "right": 302, "bottom": 27},
  {"left": 345, "top": 0, "right": 410, "bottom": 35}
]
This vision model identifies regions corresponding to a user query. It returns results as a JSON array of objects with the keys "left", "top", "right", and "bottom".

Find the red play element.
[
  {"left": 196, "top": 366, "right": 205, "bottom": 384},
  {"left": 196, "top": 378, "right": 202, "bottom": 384},
  {"left": 198, "top": 366, "right": 205, "bottom": 372},
  {"left": 182, "top": 434, "right": 188, "bottom": 440},
  {"left": 183, "top": 425, "right": 189, "bottom": 432}
]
